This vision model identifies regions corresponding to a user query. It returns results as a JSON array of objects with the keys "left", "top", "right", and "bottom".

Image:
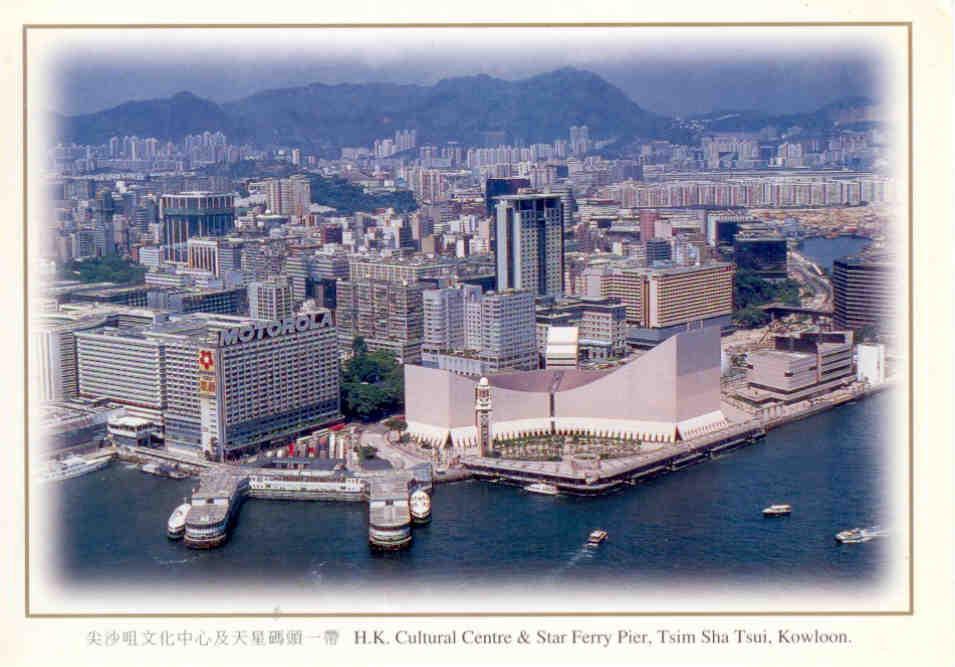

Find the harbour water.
[
  {"left": 798, "top": 235, "right": 871, "bottom": 270},
  {"left": 49, "top": 389, "right": 895, "bottom": 593}
]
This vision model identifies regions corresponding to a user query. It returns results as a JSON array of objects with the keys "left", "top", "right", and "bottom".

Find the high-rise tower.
[{"left": 494, "top": 194, "right": 565, "bottom": 297}]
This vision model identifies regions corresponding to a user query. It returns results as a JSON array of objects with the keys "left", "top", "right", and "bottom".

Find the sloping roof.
[{"left": 487, "top": 368, "right": 612, "bottom": 393}]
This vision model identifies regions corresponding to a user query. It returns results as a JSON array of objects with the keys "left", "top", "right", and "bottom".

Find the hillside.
[{"left": 56, "top": 68, "right": 678, "bottom": 150}]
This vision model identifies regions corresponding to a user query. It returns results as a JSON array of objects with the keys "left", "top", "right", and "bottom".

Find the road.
[
  {"left": 789, "top": 250, "right": 833, "bottom": 310},
  {"left": 358, "top": 422, "right": 430, "bottom": 470}
]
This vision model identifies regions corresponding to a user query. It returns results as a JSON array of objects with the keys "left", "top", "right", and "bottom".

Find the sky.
[{"left": 38, "top": 27, "right": 891, "bottom": 118}]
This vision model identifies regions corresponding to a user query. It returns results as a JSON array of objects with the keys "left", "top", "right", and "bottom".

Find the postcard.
[{"left": 1, "top": 1, "right": 953, "bottom": 665}]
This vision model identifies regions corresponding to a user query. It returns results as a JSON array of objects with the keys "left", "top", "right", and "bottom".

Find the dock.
[{"left": 156, "top": 458, "right": 432, "bottom": 551}]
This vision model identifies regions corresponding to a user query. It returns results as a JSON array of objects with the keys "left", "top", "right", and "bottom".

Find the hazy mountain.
[
  {"left": 55, "top": 68, "right": 682, "bottom": 149},
  {"left": 688, "top": 97, "right": 877, "bottom": 133},
  {"left": 53, "top": 69, "right": 876, "bottom": 151},
  {"left": 55, "top": 91, "right": 232, "bottom": 146}
]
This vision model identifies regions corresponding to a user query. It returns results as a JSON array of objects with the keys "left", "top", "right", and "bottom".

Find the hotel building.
[
  {"left": 599, "top": 262, "right": 735, "bottom": 347},
  {"left": 74, "top": 311, "right": 341, "bottom": 458}
]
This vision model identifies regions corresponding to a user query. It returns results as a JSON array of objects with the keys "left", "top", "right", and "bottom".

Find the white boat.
[
  {"left": 525, "top": 482, "right": 560, "bottom": 496},
  {"left": 409, "top": 489, "right": 432, "bottom": 524},
  {"left": 762, "top": 504, "right": 792, "bottom": 517},
  {"left": 836, "top": 526, "right": 887, "bottom": 543},
  {"left": 587, "top": 529, "right": 608, "bottom": 546},
  {"left": 166, "top": 501, "right": 191, "bottom": 540},
  {"left": 36, "top": 453, "right": 111, "bottom": 483},
  {"left": 835, "top": 528, "right": 869, "bottom": 543}
]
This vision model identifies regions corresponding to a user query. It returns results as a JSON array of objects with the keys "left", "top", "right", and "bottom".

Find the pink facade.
[{"left": 405, "top": 327, "right": 727, "bottom": 448}]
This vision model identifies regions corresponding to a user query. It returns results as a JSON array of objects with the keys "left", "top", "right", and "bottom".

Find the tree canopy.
[
  {"left": 57, "top": 255, "right": 146, "bottom": 285},
  {"left": 732, "top": 269, "right": 803, "bottom": 329},
  {"left": 340, "top": 340, "right": 404, "bottom": 421}
]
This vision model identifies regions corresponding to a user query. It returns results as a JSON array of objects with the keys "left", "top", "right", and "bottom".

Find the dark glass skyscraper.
[
  {"left": 160, "top": 192, "right": 235, "bottom": 263},
  {"left": 832, "top": 254, "right": 895, "bottom": 333},
  {"left": 646, "top": 238, "right": 673, "bottom": 264},
  {"left": 484, "top": 177, "right": 531, "bottom": 216}
]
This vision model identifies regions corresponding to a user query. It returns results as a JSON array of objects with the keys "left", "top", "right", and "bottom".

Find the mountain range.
[{"left": 52, "top": 68, "right": 876, "bottom": 153}]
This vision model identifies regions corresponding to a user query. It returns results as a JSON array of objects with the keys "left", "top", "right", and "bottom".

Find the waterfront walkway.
[{"left": 461, "top": 379, "right": 885, "bottom": 493}]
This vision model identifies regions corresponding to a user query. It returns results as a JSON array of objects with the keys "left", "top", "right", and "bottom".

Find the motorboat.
[
  {"left": 587, "top": 529, "right": 608, "bottom": 546},
  {"left": 762, "top": 504, "right": 792, "bottom": 517},
  {"left": 525, "top": 482, "right": 559, "bottom": 496}
]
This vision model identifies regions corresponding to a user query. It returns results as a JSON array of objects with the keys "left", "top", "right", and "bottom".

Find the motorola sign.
[{"left": 217, "top": 311, "right": 331, "bottom": 347}]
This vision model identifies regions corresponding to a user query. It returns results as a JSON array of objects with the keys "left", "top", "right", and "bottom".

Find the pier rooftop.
[
  {"left": 188, "top": 470, "right": 245, "bottom": 525},
  {"left": 368, "top": 473, "right": 415, "bottom": 530},
  {"left": 368, "top": 472, "right": 415, "bottom": 500}
]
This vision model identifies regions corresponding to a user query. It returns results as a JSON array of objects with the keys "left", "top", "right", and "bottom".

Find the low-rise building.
[{"left": 739, "top": 331, "right": 855, "bottom": 405}]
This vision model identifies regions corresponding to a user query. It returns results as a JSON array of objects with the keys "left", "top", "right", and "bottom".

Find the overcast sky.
[{"left": 39, "top": 27, "right": 890, "bottom": 118}]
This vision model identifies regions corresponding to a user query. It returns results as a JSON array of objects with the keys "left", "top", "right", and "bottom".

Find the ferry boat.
[
  {"left": 37, "top": 453, "right": 111, "bottom": 483},
  {"left": 525, "top": 482, "right": 560, "bottom": 496},
  {"left": 836, "top": 526, "right": 887, "bottom": 544},
  {"left": 166, "top": 501, "right": 191, "bottom": 540},
  {"left": 835, "top": 528, "right": 869, "bottom": 543},
  {"left": 587, "top": 529, "right": 608, "bottom": 546},
  {"left": 762, "top": 504, "right": 792, "bottom": 517},
  {"left": 409, "top": 488, "right": 432, "bottom": 524}
]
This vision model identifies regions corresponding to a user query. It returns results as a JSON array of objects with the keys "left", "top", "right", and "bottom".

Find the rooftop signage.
[{"left": 217, "top": 311, "right": 330, "bottom": 347}]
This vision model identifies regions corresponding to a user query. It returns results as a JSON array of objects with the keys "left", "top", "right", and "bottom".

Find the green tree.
[
  {"left": 340, "top": 344, "right": 404, "bottom": 421},
  {"left": 383, "top": 417, "right": 407, "bottom": 431},
  {"left": 57, "top": 255, "right": 146, "bottom": 285},
  {"left": 733, "top": 306, "right": 771, "bottom": 329}
]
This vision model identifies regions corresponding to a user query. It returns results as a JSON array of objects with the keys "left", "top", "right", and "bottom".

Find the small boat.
[
  {"left": 166, "top": 501, "right": 191, "bottom": 540},
  {"left": 836, "top": 526, "right": 886, "bottom": 543},
  {"left": 142, "top": 462, "right": 189, "bottom": 479},
  {"left": 525, "top": 482, "right": 559, "bottom": 496},
  {"left": 835, "top": 528, "right": 869, "bottom": 543},
  {"left": 587, "top": 529, "right": 608, "bottom": 546},
  {"left": 409, "top": 489, "right": 432, "bottom": 524},
  {"left": 142, "top": 462, "right": 163, "bottom": 476},
  {"left": 36, "top": 453, "right": 111, "bottom": 483},
  {"left": 762, "top": 504, "right": 792, "bottom": 516}
]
